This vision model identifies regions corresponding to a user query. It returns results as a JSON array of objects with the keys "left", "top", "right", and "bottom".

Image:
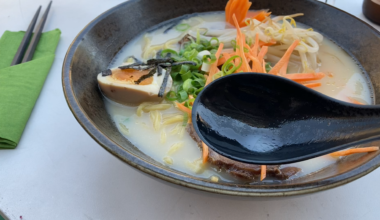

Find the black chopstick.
[
  {"left": 10, "top": 6, "right": 41, "bottom": 66},
  {"left": 21, "top": 1, "right": 52, "bottom": 63}
]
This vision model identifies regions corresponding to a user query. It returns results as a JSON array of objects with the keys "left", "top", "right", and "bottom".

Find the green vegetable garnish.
[
  {"left": 175, "top": 23, "right": 191, "bottom": 32},
  {"left": 222, "top": 55, "right": 243, "bottom": 75},
  {"left": 165, "top": 91, "right": 177, "bottom": 101},
  {"left": 265, "top": 62, "right": 272, "bottom": 72}
]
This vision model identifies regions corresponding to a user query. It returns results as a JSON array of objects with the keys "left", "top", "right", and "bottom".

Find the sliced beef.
[{"left": 186, "top": 125, "right": 301, "bottom": 180}]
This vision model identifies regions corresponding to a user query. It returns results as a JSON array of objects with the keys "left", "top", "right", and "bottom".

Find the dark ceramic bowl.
[{"left": 62, "top": 0, "right": 380, "bottom": 196}]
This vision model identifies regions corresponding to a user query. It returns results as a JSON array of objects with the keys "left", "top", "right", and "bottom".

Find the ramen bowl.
[{"left": 62, "top": 0, "right": 380, "bottom": 196}]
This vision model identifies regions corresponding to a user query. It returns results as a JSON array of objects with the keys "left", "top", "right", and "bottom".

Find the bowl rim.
[{"left": 62, "top": 0, "right": 380, "bottom": 196}]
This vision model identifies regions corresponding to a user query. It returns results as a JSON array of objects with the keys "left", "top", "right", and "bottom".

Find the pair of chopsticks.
[{"left": 10, "top": 1, "right": 53, "bottom": 66}]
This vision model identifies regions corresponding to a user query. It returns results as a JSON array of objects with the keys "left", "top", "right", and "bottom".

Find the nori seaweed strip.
[
  {"left": 118, "top": 62, "right": 144, "bottom": 68},
  {"left": 101, "top": 69, "right": 112, "bottom": 76},
  {"left": 118, "top": 63, "right": 153, "bottom": 70},
  {"left": 157, "top": 65, "right": 163, "bottom": 76},
  {"left": 158, "top": 66, "right": 172, "bottom": 97},
  {"left": 171, "top": 61, "right": 197, "bottom": 66},
  {"left": 158, "top": 63, "right": 172, "bottom": 67},
  {"left": 134, "top": 68, "right": 156, "bottom": 84},
  {"left": 147, "top": 58, "right": 173, "bottom": 65}
]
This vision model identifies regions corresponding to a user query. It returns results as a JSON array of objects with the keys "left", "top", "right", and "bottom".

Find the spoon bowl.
[{"left": 192, "top": 73, "right": 380, "bottom": 164}]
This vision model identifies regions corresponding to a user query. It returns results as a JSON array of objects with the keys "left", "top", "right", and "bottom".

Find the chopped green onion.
[
  {"left": 183, "top": 79, "right": 195, "bottom": 93},
  {"left": 222, "top": 55, "right": 243, "bottom": 75},
  {"left": 193, "top": 72, "right": 206, "bottom": 79},
  {"left": 200, "top": 39, "right": 210, "bottom": 48},
  {"left": 190, "top": 58, "right": 202, "bottom": 70},
  {"left": 165, "top": 91, "right": 177, "bottom": 101},
  {"left": 183, "top": 43, "right": 192, "bottom": 52},
  {"left": 179, "top": 65, "right": 190, "bottom": 74},
  {"left": 183, "top": 49, "right": 198, "bottom": 60},
  {"left": 170, "top": 71, "right": 181, "bottom": 81},
  {"left": 191, "top": 78, "right": 205, "bottom": 88},
  {"left": 179, "top": 65, "right": 192, "bottom": 81},
  {"left": 265, "top": 62, "right": 272, "bottom": 72},
  {"left": 175, "top": 84, "right": 183, "bottom": 92},
  {"left": 210, "top": 37, "right": 219, "bottom": 46},
  {"left": 195, "top": 44, "right": 205, "bottom": 52},
  {"left": 231, "top": 40, "right": 237, "bottom": 49},
  {"left": 194, "top": 87, "right": 203, "bottom": 97},
  {"left": 161, "top": 49, "right": 178, "bottom": 57},
  {"left": 177, "top": 90, "right": 188, "bottom": 102},
  {"left": 209, "top": 49, "right": 217, "bottom": 54},
  {"left": 202, "top": 54, "right": 217, "bottom": 64},
  {"left": 175, "top": 23, "right": 190, "bottom": 32},
  {"left": 181, "top": 71, "right": 192, "bottom": 81},
  {"left": 184, "top": 98, "right": 195, "bottom": 108},
  {"left": 190, "top": 43, "right": 198, "bottom": 49},
  {"left": 212, "top": 71, "right": 224, "bottom": 80}
]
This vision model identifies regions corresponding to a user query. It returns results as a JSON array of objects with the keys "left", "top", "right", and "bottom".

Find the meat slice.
[{"left": 186, "top": 125, "right": 301, "bottom": 180}]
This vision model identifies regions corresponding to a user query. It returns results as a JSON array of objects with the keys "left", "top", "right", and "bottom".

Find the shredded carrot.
[
  {"left": 202, "top": 142, "right": 209, "bottom": 164},
  {"left": 225, "top": 0, "right": 233, "bottom": 22},
  {"left": 218, "top": 52, "right": 232, "bottom": 66},
  {"left": 257, "top": 46, "right": 268, "bottom": 63},
  {"left": 206, "top": 67, "right": 221, "bottom": 86},
  {"left": 330, "top": 147, "right": 379, "bottom": 157},
  {"left": 205, "top": 43, "right": 224, "bottom": 86},
  {"left": 259, "top": 39, "right": 276, "bottom": 47},
  {"left": 303, "top": 82, "right": 322, "bottom": 88},
  {"left": 175, "top": 102, "right": 191, "bottom": 116},
  {"left": 225, "top": 0, "right": 235, "bottom": 24},
  {"left": 284, "top": 72, "right": 325, "bottom": 82},
  {"left": 253, "top": 11, "right": 272, "bottom": 22},
  {"left": 250, "top": 33, "right": 260, "bottom": 57},
  {"left": 279, "top": 62, "right": 288, "bottom": 76},
  {"left": 260, "top": 165, "right": 267, "bottom": 181},
  {"left": 262, "top": 61, "right": 267, "bottom": 73},
  {"left": 225, "top": 0, "right": 252, "bottom": 27},
  {"left": 217, "top": 54, "right": 226, "bottom": 66},
  {"left": 248, "top": 55, "right": 263, "bottom": 72},
  {"left": 268, "top": 40, "right": 300, "bottom": 75},
  {"left": 232, "top": 14, "right": 251, "bottom": 73},
  {"left": 347, "top": 97, "right": 364, "bottom": 105}
]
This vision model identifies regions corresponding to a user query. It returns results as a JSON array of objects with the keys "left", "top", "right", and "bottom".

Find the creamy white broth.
[{"left": 105, "top": 12, "right": 373, "bottom": 182}]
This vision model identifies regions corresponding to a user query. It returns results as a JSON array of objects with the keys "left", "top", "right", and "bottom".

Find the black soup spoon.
[{"left": 192, "top": 73, "right": 380, "bottom": 165}]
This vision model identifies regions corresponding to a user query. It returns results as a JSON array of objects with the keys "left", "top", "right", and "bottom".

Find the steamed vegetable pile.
[
  {"left": 123, "top": 0, "right": 380, "bottom": 181},
  {"left": 160, "top": 36, "right": 221, "bottom": 104},
  {"left": 142, "top": 1, "right": 328, "bottom": 110}
]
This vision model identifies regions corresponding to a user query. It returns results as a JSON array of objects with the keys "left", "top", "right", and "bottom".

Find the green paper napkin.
[
  {"left": 0, "top": 29, "right": 61, "bottom": 149},
  {"left": 0, "top": 212, "right": 5, "bottom": 220}
]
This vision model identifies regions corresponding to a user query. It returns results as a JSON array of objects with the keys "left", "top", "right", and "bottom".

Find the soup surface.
[{"left": 104, "top": 12, "right": 373, "bottom": 182}]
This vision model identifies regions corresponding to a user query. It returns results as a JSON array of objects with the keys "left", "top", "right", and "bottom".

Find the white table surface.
[{"left": 0, "top": 0, "right": 379, "bottom": 219}]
